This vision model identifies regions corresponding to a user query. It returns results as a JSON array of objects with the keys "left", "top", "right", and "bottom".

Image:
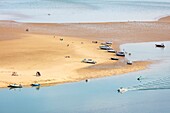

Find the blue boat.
[{"left": 31, "top": 83, "right": 40, "bottom": 87}]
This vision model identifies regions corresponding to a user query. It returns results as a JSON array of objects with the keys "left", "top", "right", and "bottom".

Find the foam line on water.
[{"left": 127, "top": 76, "right": 170, "bottom": 91}]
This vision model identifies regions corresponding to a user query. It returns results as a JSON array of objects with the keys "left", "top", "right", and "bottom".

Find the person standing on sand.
[{"left": 36, "top": 71, "right": 41, "bottom": 76}]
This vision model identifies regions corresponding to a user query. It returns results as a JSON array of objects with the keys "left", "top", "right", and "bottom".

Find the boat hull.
[
  {"left": 8, "top": 84, "right": 22, "bottom": 88},
  {"left": 111, "top": 58, "right": 119, "bottom": 60},
  {"left": 155, "top": 44, "right": 165, "bottom": 48},
  {"left": 116, "top": 52, "right": 125, "bottom": 57},
  {"left": 31, "top": 84, "right": 40, "bottom": 87}
]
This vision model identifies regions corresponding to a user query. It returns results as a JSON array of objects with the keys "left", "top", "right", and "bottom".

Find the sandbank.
[{"left": 0, "top": 16, "right": 170, "bottom": 88}]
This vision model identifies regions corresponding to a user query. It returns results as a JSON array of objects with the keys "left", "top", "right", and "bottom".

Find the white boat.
[
  {"left": 100, "top": 45, "right": 112, "bottom": 50},
  {"left": 116, "top": 52, "right": 125, "bottom": 56},
  {"left": 117, "top": 87, "right": 128, "bottom": 93},
  {"left": 8, "top": 84, "right": 22, "bottom": 88},
  {"left": 81, "top": 59, "right": 97, "bottom": 64},
  {"left": 127, "top": 60, "right": 133, "bottom": 65},
  {"left": 105, "top": 41, "right": 112, "bottom": 45},
  {"left": 101, "top": 42, "right": 112, "bottom": 46}
]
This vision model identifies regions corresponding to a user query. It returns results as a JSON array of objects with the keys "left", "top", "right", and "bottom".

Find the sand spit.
[{"left": 0, "top": 17, "right": 170, "bottom": 88}]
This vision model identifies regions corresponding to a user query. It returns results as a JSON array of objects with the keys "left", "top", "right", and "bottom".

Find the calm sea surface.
[
  {"left": 0, "top": 0, "right": 170, "bottom": 23},
  {"left": 0, "top": 41, "right": 170, "bottom": 113}
]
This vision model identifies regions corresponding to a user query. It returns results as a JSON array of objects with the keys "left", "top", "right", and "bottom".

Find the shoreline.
[
  {"left": 0, "top": 16, "right": 170, "bottom": 88},
  {"left": 0, "top": 14, "right": 169, "bottom": 24}
]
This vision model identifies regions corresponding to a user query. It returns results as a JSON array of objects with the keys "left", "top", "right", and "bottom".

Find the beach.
[{"left": 0, "top": 17, "right": 170, "bottom": 88}]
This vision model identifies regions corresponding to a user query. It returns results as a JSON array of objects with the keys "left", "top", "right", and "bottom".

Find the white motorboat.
[
  {"left": 100, "top": 45, "right": 112, "bottom": 50},
  {"left": 117, "top": 87, "right": 128, "bottom": 93},
  {"left": 81, "top": 59, "right": 97, "bottom": 64},
  {"left": 127, "top": 60, "right": 133, "bottom": 65}
]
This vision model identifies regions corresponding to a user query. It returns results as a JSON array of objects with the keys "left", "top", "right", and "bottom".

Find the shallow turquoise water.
[
  {"left": 0, "top": 0, "right": 170, "bottom": 23},
  {"left": 0, "top": 41, "right": 170, "bottom": 113}
]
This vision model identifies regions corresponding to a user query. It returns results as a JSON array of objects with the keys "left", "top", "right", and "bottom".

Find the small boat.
[
  {"left": 111, "top": 58, "right": 119, "bottom": 60},
  {"left": 137, "top": 76, "right": 142, "bottom": 81},
  {"left": 31, "top": 83, "right": 40, "bottom": 87},
  {"left": 85, "top": 79, "right": 88, "bottom": 82},
  {"left": 107, "top": 49, "right": 116, "bottom": 53},
  {"left": 155, "top": 43, "right": 165, "bottom": 48},
  {"left": 82, "top": 59, "right": 97, "bottom": 64},
  {"left": 116, "top": 52, "right": 125, "bottom": 56},
  {"left": 105, "top": 41, "right": 112, "bottom": 45},
  {"left": 117, "top": 87, "right": 128, "bottom": 93},
  {"left": 101, "top": 42, "right": 112, "bottom": 46},
  {"left": 100, "top": 45, "right": 112, "bottom": 50},
  {"left": 127, "top": 60, "right": 133, "bottom": 65},
  {"left": 8, "top": 84, "right": 22, "bottom": 88}
]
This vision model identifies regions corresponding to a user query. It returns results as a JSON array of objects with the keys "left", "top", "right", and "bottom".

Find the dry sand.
[{"left": 0, "top": 16, "right": 170, "bottom": 88}]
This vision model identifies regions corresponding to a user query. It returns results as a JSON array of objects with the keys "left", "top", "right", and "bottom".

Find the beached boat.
[
  {"left": 107, "top": 49, "right": 116, "bottom": 53},
  {"left": 8, "top": 84, "right": 22, "bottom": 88},
  {"left": 117, "top": 87, "right": 128, "bottom": 93},
  {"left": 31, "top": 83, "right": 40, "bottom": 87},
  {"left": 110, "top": 58, "right": 119, "bottom": 60},
  {"left": 100, "top": 45, "right": 112, "bottom": 50},
  {"left": 105, "top": 41, "right": 112, "bottom": 45},
  {"left": 101, "top": 41, "right": 112, "bottom": 46},
  {"left": 127, "top": 60, "right": 133, "bottom": 65},
  {"left": 116, "top": 52, "right": 125, "bottom": 56},
  {"left": 81, "top": 59, "right": 96, "bottom": 64},
  {"left": 155, "top": 43, "right": 165, "bottom": 48}
]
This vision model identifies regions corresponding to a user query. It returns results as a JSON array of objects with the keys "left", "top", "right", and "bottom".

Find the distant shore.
[{"left": 0, "top": 16, "right": 169, "bottom": 88}]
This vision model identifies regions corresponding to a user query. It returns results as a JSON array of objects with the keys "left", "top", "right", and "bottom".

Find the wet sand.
[{"left": 0, "top": 16, "right": 169, "bottom": 88}]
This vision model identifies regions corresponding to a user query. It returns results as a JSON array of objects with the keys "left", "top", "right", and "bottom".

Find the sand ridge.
[{"left": 0, "top": 16, "right": 170, "bottom": 88}]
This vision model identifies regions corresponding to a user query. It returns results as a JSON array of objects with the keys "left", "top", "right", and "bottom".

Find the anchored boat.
[{"left": 155, "top": 43, "right": 165, "bottom": 48}]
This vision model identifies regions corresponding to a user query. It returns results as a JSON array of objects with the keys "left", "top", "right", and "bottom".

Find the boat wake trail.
[{"left": 127, "top": 76, "right": 170, "bottom": 92}]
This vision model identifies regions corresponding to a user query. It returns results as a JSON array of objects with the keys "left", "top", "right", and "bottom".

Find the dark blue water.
[{"left": 0, "top": 41, "right": 170, "bottom": 113}]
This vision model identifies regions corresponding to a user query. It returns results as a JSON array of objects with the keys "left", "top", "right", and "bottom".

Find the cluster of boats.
[
  {"left": 8, "top": 83, "right": 40, "bottom": 88},
  {"left": 82, "top": 41, "right": 133, "bottom": 65},
  {"left": 99, "top": 41, "right": 132, "bottom": 64}
]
